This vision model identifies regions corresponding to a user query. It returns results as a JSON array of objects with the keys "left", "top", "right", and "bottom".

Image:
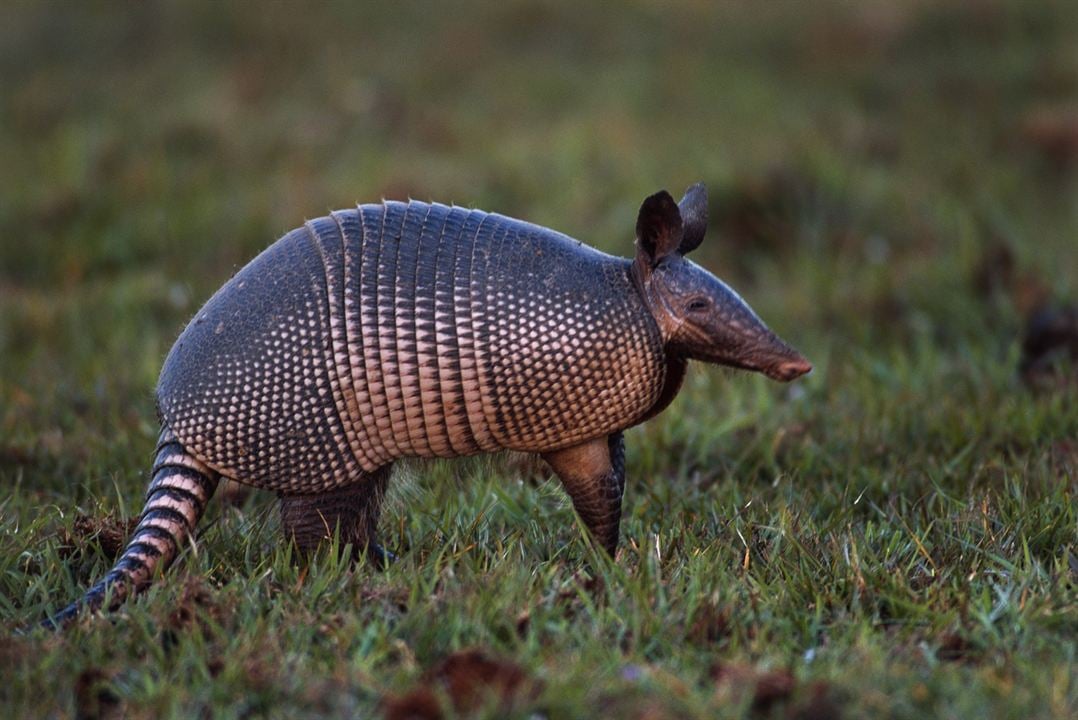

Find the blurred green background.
[{"left": 1, "top": 1, "right": 1075, "bottom": 718}]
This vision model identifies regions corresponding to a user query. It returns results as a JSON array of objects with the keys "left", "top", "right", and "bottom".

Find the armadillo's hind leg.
[
  {"left": 541, "top": 432, "right": 626, "bottom": 557},
  {"left": 44, "top": 426, "right": 220, "bottom": 629},
  {"left": 277, "top": 465, "right": 393, "bottom": 566}
]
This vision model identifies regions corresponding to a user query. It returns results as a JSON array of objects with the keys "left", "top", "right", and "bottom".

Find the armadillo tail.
[{"left": 44, "top": 425, "right": 219, "bottom": 629}]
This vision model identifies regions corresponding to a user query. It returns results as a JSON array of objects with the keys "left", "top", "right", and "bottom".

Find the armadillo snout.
[{"left": 766, "top": 356, "right": 813, "bottom": 382}]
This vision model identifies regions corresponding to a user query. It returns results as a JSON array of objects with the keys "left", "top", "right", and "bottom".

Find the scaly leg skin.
[
  {"left": 277, "top": 465, "right": 393, "bottom": 566},
  {"left": 542, "top": 432, "right": 626, "bottom": 557}
]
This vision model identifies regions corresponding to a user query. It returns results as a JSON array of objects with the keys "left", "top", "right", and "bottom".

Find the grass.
[{"left": 1, "top": 0, "right": 1076, "bottom": 717}]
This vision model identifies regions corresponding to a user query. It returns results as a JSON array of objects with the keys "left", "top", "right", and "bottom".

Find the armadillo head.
[{"left": 632, "top": 183, "right": 812, "bottom": 382}]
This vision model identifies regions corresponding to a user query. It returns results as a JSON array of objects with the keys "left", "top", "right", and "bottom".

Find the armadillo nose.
[{"left": 770, "top": 356, "right": 813, "bottom": 382}]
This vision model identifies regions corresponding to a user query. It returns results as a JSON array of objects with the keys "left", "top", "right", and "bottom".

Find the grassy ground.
[{"left": 1, "top": 1, "right": 1076, "bottom": 717}]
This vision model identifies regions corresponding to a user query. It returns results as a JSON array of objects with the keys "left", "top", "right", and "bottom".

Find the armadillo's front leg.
[
  {"left": 278, "top": 466, "right": 393, "bottom": 565},
  {"left": 541, "top": 432, "right": 626, "bottom": 557}
]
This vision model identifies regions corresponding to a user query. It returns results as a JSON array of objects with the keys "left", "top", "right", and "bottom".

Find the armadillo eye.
[{"left": 686, "top": 298, "right": 710, "bottom": 313}]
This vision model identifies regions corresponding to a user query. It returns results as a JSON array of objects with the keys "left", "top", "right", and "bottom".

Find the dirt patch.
[
  {"left": 687, "top": 600, "right": 731, "bottom": 644},
  {"left": 74, "top": 667, "right": 121, "bottom": 720},
  {"left": 790, "top": 680, "right": 845, "bottom": 720},
  {"left": 1020, "top": 303, "right": 1078, "bottom": 389},
  {"left": 382, "top": 687, "right": 443, "bottom": 720},
  {"left": 382, "top": 648, "right": 540, "bottom": 719},
  {"left": 971, "top": 238, "right": 1050, "bottom": 314},
  {"left": 712, "top": 662, "right": 794, "bottom": 712},
  {"left": 935, "top": 631, "right": 980, "bottom": 663},
  {"left": 970, "top": 240, "right": 1076, "bottom": 389},
  {"left": 165, "top": 578, "right": 230, "bottom": 635},
  {"left": 711, "top": 662, "right": 842, "bottom": 718},
  {"left": 0, "top": 634, "right": 38, "bottom": 671},
  {"left": 1019, "top": 106, "right": 1078, "bottom": 175},
  {"left": 359, "top": 586, "right": 411, "bottom": 615},
  {"left": 0, "top": 442, "right": 36, "bottom": 470},
  {"left": 57, "top": 514, "right": 139, "bottom": 560},
  {"left": 972, "top": 240, "right": 1017, "bottom": 300}
]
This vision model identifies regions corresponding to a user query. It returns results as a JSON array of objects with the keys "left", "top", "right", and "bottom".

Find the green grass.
[{"left": 1, "top": 1, "right": 1076, "bottom": 717}]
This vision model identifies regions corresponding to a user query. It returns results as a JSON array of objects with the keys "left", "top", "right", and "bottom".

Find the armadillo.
[{"left": 47, "top": 183, "right": 810, "bottom": 626}]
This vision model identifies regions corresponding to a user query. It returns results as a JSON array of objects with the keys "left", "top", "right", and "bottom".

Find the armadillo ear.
[
  {"left": 677, "top": 182, "right": 707, "bottom": 255},
  {"left": 635, "top": 190, "right": 683, "bottom": 269}
]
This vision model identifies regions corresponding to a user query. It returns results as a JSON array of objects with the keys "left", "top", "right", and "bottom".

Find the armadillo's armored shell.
[
  {"left": 157, "top": 229, "right": 360, "bottom": 492},
  {"left": 159, "top": 201, "right": 667, "bottom": 494}
]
